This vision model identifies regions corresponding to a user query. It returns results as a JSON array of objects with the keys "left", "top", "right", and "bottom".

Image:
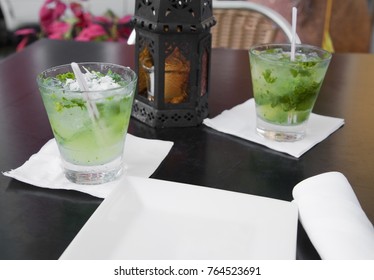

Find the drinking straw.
[
  {"left": 291, "top": 7, "right": 297, "bottom": 61},
  {"left": 71, "top": 62, "right": 100, "bottom": 120}
]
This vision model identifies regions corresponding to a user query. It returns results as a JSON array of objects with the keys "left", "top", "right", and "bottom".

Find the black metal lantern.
[{"left": 131, "top": 0, "right": 216, "bottom": 127}]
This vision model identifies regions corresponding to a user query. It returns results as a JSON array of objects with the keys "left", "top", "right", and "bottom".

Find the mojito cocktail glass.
[
  {"left": 37, "top": 62, "right": 137, "bottom": 184},
  {"left": 249, "top": 44, "right": 332, "bottom": 141}
]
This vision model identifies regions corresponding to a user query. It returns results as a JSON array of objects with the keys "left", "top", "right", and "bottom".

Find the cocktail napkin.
[
  {"left": 203, "top": 99, "right": 344, "bottom": 158},
  {"left": 3, "top": 134, "right": 173, "bottom": 198},
  {"left": 293, "top": 172, "right": 374, "bottom": 259}
]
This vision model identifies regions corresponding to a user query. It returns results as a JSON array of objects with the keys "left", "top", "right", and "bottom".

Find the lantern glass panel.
[
  {"left": 164, "top": 46, "right": 190, "bottom": 104},
  {"left": 138, "top": 42, "right": 154, "bottom": 101},
  {"left": 200, "top": 48, "right": 208, "bottom": 97}
]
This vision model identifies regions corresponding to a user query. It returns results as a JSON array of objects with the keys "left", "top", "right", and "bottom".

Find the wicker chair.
[{"left": 212, "top": 1, "right": 301, "bottom": 49}]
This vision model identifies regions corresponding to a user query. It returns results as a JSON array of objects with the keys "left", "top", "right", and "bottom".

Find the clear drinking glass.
[
  {"left": 249, "top": 44, "right": 332, "bottom": 141},
  {"left": 37, "top": 62, "right": 137, "bottom": 184}
]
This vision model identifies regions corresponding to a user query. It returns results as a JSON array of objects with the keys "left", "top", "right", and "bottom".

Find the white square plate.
[{"left": 60, "top": 176, "right": 298, "bottom": 259}]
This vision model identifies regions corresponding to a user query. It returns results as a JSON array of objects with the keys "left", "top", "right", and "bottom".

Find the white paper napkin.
[
  {"left": 203, "top": 99, "right": 344, "bottom": 158},
  {"left": 293, "top": 172, "right": 374, "bottom": 259},
  {"left": 3, "top": 134, "right": 173, "bottom": 198}
]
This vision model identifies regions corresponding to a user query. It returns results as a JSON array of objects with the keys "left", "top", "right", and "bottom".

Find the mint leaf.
[
  {"left": 56, "top": 72, "right": 75, "bottom": 83},
  {"left": 107, "top": 70, "right": 122, "bottom": 83},
  {"left": 55, "top": 97, "right": 86, "bottom": 112},
  {"left": 262, "top": 69, "right": 277, "bottom": 83}
]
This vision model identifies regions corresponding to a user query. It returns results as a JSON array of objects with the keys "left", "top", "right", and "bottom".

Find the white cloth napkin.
[
  {"left": 293, "top": 172, "right": 374, "bottom": 259},
  {"left": 203, "top": 99, "right": 344, "bottom": 158},
  {"left": 3, "top": 134, "right": 173, "bottom": 198}
]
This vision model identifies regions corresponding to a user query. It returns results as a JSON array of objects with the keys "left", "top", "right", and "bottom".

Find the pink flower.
[
  {"left": 70, "top": 2, "right": 91, "bottom": 28},
  {"left": 47, "top": 21, "right": 70, "bottom": 39},
  {"left": 15, "top": 28, "right": 37, "bottom": 51},
  {"left": 39, "top": 0, "right": 67, "bottom": 33},
  {"left": 70, "top": 2, "right": 84, "bottom": 18},
  {"left": 15, "top": 0, "right": 133, "bottom": 51},
  {"left": 16, "top": 37, "right": 30, "bottom": 52},
  {"left": 75, "top": 24, "right": 107, "bottom": 41},
  {"left": 15, "top": 28, "right": 37, "bottom": 36},
  {"left": 93, "top": 16, "right": 112, "bottom": 25}
]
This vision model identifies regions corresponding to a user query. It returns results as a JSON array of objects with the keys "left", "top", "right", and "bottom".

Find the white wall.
[{"left": 84, "top": 0, "right": 135, "bottom": 17}]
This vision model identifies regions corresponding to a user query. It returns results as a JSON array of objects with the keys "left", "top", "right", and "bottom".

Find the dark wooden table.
[{"left": 0, "top": 39, "right": 373, "bottom": 260}]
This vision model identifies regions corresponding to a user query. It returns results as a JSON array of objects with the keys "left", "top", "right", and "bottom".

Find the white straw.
[
  {"left": 71, "top": 62, "right": 100, "bottom": 120},
  {"left": 291, "top": 7, "right": 297, "bottom": 61}
]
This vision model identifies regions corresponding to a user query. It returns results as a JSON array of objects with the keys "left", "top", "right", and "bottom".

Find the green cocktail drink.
[
  {"left": 249, "top": 44, "right": 331, "bottom": 141},
  {"left": 37, "top": 63, "right": 137, "bottom": 184}
]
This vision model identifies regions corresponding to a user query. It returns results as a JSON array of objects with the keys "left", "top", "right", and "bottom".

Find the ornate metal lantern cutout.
[{"left": 131, "top": 0, "right": 216, "bottom": 127}]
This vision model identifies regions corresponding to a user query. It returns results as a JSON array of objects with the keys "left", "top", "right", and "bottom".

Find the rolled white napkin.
[
  {"left": 293, "top": 172, "right": 374, "bottom": 259},
  {"left": 3, "top": 134, "right": 173, "bottom": 198},
  {"left": 203, "top": 99, "right": 344, "bottom": 158}
]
